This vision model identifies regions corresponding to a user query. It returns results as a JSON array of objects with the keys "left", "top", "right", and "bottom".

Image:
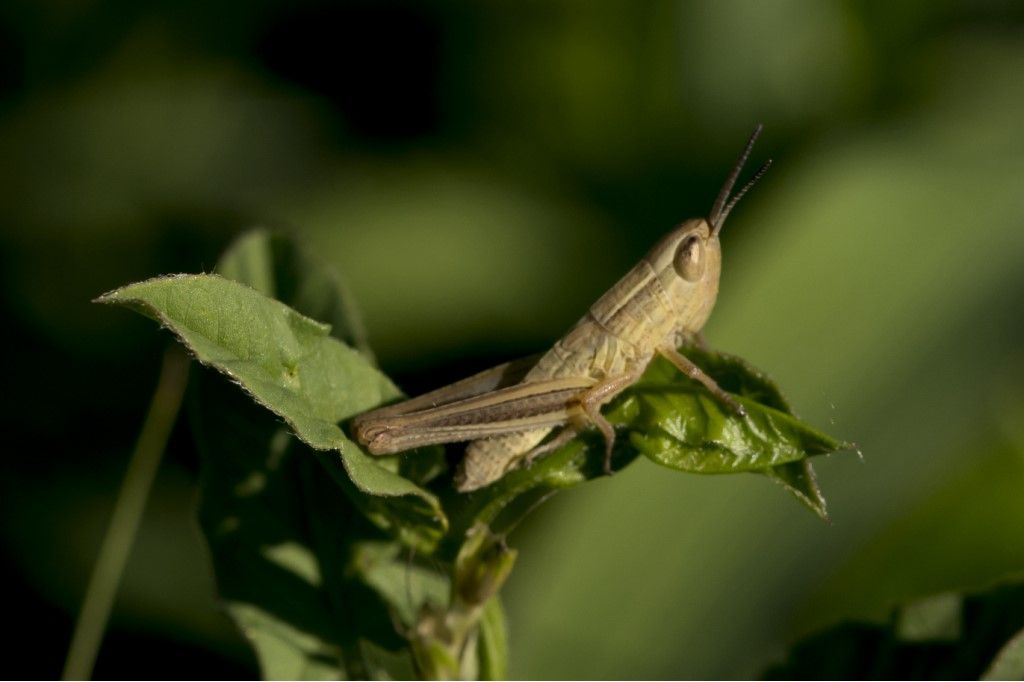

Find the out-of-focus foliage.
[
  {"left": 2, "top": 0, "right": 1023, "bottom": 677},
  {"left": 764, "top": 580, "right": 1024, "bottom": 680}
]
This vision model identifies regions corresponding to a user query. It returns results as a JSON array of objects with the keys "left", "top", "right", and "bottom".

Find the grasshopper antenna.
[
  {"left": 710, "top": 124, "right": 771, "bottom": 236},
  {"left": 713, "top": 158, "right": 772, "bottom": 234}
]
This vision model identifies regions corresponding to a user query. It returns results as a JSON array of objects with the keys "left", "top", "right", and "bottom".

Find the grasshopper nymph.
[{"left": 353, "top": 126, "right": 772, "bottom": 492}]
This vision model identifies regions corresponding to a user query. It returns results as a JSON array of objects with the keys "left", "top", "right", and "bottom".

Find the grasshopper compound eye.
[{"left": 673, "top": 234, "right": 706, "bottom": 282}]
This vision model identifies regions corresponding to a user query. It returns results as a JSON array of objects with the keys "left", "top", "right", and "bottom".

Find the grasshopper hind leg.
[
  {"left": 520, "top": 424, "right": 581, "bottom": 467},
  {"left": 517, "top": 403, "right": 613, "bottom": 477},
  {"left": 455, "top": 368, "right": 645, "bottom": 490}
]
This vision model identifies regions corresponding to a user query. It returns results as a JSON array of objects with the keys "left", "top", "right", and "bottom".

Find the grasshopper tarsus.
[{"left": 602, "top": 447, "right": 616, "bottom": 477}]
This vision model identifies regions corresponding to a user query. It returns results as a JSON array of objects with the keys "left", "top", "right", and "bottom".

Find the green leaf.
[
  {"left": 167, "top": 231, "right": 430, "bottom": 680},
  {"left": 983, "top": 628, "right": 1024, "bottom": 681},
  {"left": 357, "top": 638, "right": 420, "bottom": 680},
  {"left": 191, "top": 371, "right": 417, "bottom": 680},
  {"left": 667, "top": 345, "right": 794, "bottom": 412},
  {"left": 217, "top": 230, "right": 447, "bottom": 546},
  {"left": 614, "top": 348, "right": 844, "bottom": 520},
  {"left": 764, "top": 579, "right": 1024, "bottom": 680},
  {"left": 97, "top": 274, "right": 389, "bottom": 433},
  {"left": 217, "top": 228, "right": 374, "bottom": 359},
  {"left": 348, "top": 541, "right": 450, "bottom": 629},
  {"left": 622, "top": 351, "right": 842, "bottom": 474},
  {"left": 763, "top": 460, "right": 829, "bottom": 521},
  {"left": 191, "top": 372, "right": 347, "bottom": 679},
  {"left": 229, "top": 602, "right": 342, "bottom": 680},
  {"left": 477, "top": 597, "right": 509, "bottom": 681},
  {"left": 895, "top": 592, "right": 962, "bottom": 642},
  {"left": 97, "top": 273, "right": 447, "bottom": 548}
]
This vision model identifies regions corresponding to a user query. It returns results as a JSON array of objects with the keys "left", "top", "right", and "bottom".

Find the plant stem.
[{"left": 62, "top": 347, "right": 190, "bottom": 680}]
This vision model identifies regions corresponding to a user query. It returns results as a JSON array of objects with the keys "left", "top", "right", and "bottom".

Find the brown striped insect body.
[{"left": 353, "top": 126, "right": 771, "bottom": 491}]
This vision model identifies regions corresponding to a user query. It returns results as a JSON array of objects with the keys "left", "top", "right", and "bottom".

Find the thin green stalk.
[{"left": 62, "top": 347, "right": 190, "bottom": 680}]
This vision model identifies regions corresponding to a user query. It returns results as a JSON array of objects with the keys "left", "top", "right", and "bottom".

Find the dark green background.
[{"left": 2, "top": 0, "right": 1023, "bottom": 678}]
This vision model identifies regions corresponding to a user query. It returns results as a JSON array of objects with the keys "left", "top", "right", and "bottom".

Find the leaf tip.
[
  {"left": 93, "top": 287, "right": 124, "bottom": 305},
  {"left": 797, "top": 490, "right": 830, "bottom": 524}
]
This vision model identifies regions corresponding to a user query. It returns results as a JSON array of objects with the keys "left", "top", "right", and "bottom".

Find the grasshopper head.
[
  {"left": 645, "top": 217, "right": 722, "bottom": 334},
  {"left": 645, "top": 125, "right": 771, "bottom": 336}
]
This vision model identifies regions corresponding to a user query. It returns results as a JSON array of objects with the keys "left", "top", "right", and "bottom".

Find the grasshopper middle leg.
[{"left": 520, "top": 366, "right": 645, "bottom": 476}]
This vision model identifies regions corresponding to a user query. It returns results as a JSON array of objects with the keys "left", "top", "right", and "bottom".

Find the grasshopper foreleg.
[{"left": 658, "top": 345, "right": 746, "bottom": 416}]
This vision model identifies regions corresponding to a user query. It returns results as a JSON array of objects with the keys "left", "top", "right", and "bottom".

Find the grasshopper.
[{"left": 353, "top": 126, "right": 772, "bottom": 492}]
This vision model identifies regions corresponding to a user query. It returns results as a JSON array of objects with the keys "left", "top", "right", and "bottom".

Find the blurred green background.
[{"left": 2, "top": 0, "right": 1023, "bottom": 678}]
